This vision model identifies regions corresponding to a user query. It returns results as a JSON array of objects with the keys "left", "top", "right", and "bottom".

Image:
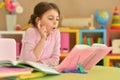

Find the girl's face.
[{"left": 39, "top": 9, "right": 59, "bottom": 35}]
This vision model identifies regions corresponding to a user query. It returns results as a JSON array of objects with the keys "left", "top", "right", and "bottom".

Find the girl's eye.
[
  {"left": 48, "top": 18, "right": 53, "bottom": 20},
  {"left": 56, "top": 18, "right": 59, "bottom": 21},
  {"left": 48, "top": 17, "right": 59, "bottom": 21}
]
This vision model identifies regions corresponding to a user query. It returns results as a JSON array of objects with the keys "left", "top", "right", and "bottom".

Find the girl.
[{"left": 19, "top": 2, "right": 61, "bottom": 66}]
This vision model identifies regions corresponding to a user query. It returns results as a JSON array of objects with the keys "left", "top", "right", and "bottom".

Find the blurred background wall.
[{"left": 0, "top": 0, "right": 120, "bottom": 30}]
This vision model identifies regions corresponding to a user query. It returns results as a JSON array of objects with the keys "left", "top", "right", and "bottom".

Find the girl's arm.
[
  {"left": 40, "top": 30, "right": 61, "bottom": 66},
  {"left": 19, "top": 28, "right": 44, "bottom": 61},
  {"left": 33, "top": 21, "right": 47, "bottom": 58}
]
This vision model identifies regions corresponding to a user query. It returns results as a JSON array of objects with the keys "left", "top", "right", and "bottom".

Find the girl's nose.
[
  {"left": 53, "top": 21, "right": 57, "bottom": 25},
  {"left": 53, "top": 19, "right": 58, "bottom": 25}
]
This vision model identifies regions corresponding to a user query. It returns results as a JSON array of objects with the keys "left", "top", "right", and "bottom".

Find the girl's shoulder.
[
  {"left": 24, "top": 28, "right": 39, "bottom": 37},
  {"left": 26, "top": 27, "right": 36, "bottom": 31},
  {"left": 25, "top": 27, "right": 38, "bottom": 33}
]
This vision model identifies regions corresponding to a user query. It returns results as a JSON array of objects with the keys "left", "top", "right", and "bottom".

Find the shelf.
[
  {"left": 79, "top": 29, "right": 107, "bottom": 66},
  {"left": 80, "top": 29, "right": 106, "bottom": 45},
  {"left": 0, "top": 31, "right": 25, "bottom": 56},
  {"left": 0, "top": 31, "right": 25, "bottom": 42},
  {"left": 106, "top": 29, "right": 120, "bottom": 67},
  {"left": 60, "top": 53, "right": 68, "bottom": 60},
  {"left": 59, "top": 28, "right": 79, "bottom": 44},
  {"left": 0, "top": 31, "right": 25, "bottom": 34},
  {"left": 59, "top": 28, "right": 79, "bottom": 60},
  {"left": 0, "top": 31, "right": 25, "bottom": 38},
  {"left": 107, "top": 29, "right": 120, "bottom": 47},
  {"left": 104, "top": 55, "right": 120, "bottom": 67}
]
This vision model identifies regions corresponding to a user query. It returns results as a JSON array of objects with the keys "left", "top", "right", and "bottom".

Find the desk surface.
[{"left": 32, "top": 66, "right": 120, "bottom": 80}]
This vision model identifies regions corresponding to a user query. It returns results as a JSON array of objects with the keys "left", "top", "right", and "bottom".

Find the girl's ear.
[{"left": 35, "top": 17, "right": 40, "bottom": 23}]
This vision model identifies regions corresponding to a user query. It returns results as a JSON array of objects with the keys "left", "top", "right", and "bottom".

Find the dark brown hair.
[{"left": 28, "top": 2, "right": 60, "bottom": 27}]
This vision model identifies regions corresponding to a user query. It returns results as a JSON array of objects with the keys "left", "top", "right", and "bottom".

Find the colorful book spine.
[
  {"left": 87, "top": 37, "right": 92, "bottom": 46},
  {"left": 83, "top": 36, "right": 94, "bottom": 46},
  {"left": 60, "top": 32, "right": 70, "bottom": 53},
  {"left": 97, "top": 37, "right": 103, "bottom": 44},
  {"left": 90, "top": 37, "right": 94, "bottom": 44},
  {"left": 83, "top": 36, "right": 87, "bottom": 44}
]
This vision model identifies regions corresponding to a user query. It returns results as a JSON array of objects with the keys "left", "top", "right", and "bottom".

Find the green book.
[{"left": 87, "top": 37, "right": 92, "bottom": 46}]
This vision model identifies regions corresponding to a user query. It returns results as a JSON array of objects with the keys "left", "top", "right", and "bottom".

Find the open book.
[
  {"left": 0, "top": 60, "right": 60, "bottom": 75},
  {"left": 56, "top": 43, "right": 112, "bottom": 72}
]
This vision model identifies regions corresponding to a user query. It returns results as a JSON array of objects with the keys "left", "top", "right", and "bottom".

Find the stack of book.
[{"left": 0, "top": 61, "right": 60, "bottom": 79}]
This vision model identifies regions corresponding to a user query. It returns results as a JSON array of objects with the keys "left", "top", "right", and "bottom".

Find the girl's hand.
[{"left": 37, "top": 21, "right": 47, "bottom": 40}]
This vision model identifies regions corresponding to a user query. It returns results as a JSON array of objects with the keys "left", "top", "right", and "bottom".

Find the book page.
[
  {"left": 83, "top": 43, "right": 112, "bottom": 70},
  {"left": 0, "top": 60, "right": 25, "bottom": 67},
  {"left": 56, "top": 43, "right": 112, "bottom": 72},
  {"left": 56, "top": 44, "right": 95, "bottom": 72},
  {"left": 0, "top": 60, "right": 60, "bottom": 74},
  {"left": 25, "top": 61, "right": 60, "bottom": 74}
]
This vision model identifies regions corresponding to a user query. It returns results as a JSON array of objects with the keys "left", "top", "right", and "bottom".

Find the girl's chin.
[
  {"left": 50, "top": 31, "right": 54, "bottom": 34},
  {"left": 47, "top": 32, "right": 51, "bottom": 36}
]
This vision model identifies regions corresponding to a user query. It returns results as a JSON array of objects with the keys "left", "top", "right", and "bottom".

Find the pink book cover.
[
  {"left": 0, "top": 67, "right": 33, "bottom": 78},
  {"left": 83, "top": 44, "right": 112, "bottom": 70},
  {"left": 56, "top": 44, "right": 95, "bottom": 72},
  {"left": 56, "top": 43, "right": 112, "bottom": 72},
  {"left": 60, "top": 33, "right": 69, "bottom": 53}
]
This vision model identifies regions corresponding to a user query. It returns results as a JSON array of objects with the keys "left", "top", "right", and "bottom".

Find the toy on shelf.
[
  {"left": 95, "top": 10, "right": 110, "bottom": 29},
  {"left": 111, "top": 6, "right": 120, "bottom": 29},
  {"left": 15, "top": 24, "right": 22, "bottom": 31},
  {"left": 112, "top": 39, "right": 120, "bottom": 54},
  {"left": 104, "top": 54, "right": 120, "bottom": 68},
  {"left": 61, "top": 15, "right": 95, "bottom": 29},
  {"left": 21, "top": 24, "right": 33, "bottom": 31}
]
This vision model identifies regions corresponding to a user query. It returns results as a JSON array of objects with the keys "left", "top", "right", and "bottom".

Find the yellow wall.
[{"left": 0, "top": 0, "right": 120, "bottom": 30}]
